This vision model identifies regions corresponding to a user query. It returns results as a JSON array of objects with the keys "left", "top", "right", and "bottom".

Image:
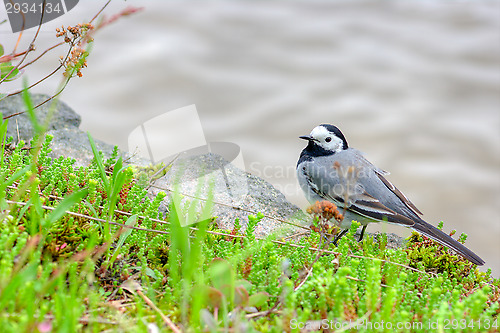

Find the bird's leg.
[
  {"left": 322, "top": 234, "right": 331, "bottom": 243},
  {"left": 332, "top": 229, "right": 349, "bottom": 246},
  {"left": 358, "top": 225, "right": 367, "bottom": 242}
]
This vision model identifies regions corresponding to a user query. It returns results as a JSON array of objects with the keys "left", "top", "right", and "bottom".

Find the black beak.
[{"left": 299, "top": 135, "right": 314, "bottom": 141}]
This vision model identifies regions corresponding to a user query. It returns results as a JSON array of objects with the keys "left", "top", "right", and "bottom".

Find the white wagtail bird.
[{"left": 297, "top": 124, "right": 484, "bottom": 266}]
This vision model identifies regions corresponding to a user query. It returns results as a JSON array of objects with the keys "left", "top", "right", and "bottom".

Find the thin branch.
[
  {"left": 149, "top": 183, "right": 310, "bottom": 232},
  {"left": 18, "top": 41, "right": 65, "bottom": 70},
  {"left": 294, "top": 231, "right": 336, "bottom": 291},
  {"left": 348, "top": 254, "right": 438, "bottom": 277},
  {"left": 3, "top": 73, "right": 72, "bottom": 120},
  {"left": 345, "top": 275, "right": 423, "bottom": 297},
  {"left": 1, "top": 313, "right": 120, "bottom": 326},
  {"left": 281, "top": 230, "right": 310, "bottom": 241},
  {"left": 6, "top": 200, "right": 171, "bottom": 235},
  {"left": 345, "top": 275, "right": 390, "bottom": 288},
  {"left": 90, "top": 0, "right": 112, "bottom": 24},
  {"left": 4, "top": 184, "right": 437, "bottom": 275},
  {"left": 0, "top": 43, "right": 33, "bottom": 85},
  {"left": 4, "top": 37, "right": 74, "bottom": 100},
  {"left": 245, "top": 309, "right": 282, "bottom": 319},
  {"left": 6, "top": 184, "right": 245, "bottom": 239},
  {"left": 0, "top": 0, "right": 46, "bottom": 85},
  {"left": 12, "top": 0, "right": 25, "bottom": 52},
  {"left": 136, "top": 290, "right": 182, "bottom": 333},
  {"left": 2, "top": 1, "right": 138, "bottom": 120},
  {"left": 5, "top": 199, "right": 339, "bottom": 258},
  {"left": 269, "top": 239, "right": 339, "bottom": 255}
]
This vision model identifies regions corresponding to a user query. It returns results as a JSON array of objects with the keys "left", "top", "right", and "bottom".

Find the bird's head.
[{"left": 300, "top": 124, "right": 348, "bottom": 153}]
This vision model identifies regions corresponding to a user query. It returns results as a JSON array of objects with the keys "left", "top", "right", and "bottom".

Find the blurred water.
[{"left": 1, "top": 1, "right": 499, "bottom": 274}]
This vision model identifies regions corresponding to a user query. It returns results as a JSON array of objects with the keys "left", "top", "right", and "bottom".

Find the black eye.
[{"left": 325, "top": 137, "right": 332, "bottom": 142}]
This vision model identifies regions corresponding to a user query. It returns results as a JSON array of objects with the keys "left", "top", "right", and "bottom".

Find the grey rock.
[
  {"left": 149, "top": 152, "right": 309, "bottom": 238},
  {"left": 1, "top": 94, "right": 81, "bottom": 143},
  {"left": 47, "top": 127, "right": 151, "bottom": 167},
  {"left": 0, "top": 92, "right": 147, "bottom": 167},
  {"left": 385, "top": 232, "right": 407, "bottom": 249},
  {"left": 371, "top": 232, "right": 407, "bottom": 250},
  {"left": 47, "top": 127, "right": 117, "bottom": 167}
]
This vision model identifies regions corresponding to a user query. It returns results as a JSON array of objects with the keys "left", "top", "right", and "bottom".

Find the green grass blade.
[
  {"left": 87, "top": 132, "right": 109, "bottom": 191},
  {"left": 108, "top": 157, "right": 127, "bottom": 216},
  {"left": 0, "top": 113, "right": 8, "bottom": 166},
  {"left": 109, "top": 214, "right": 138, "bottom": 266},
  {"left": 44, "top": 189, "right": 88, "bottom": 228},
  {"left": 21, "top": 80, "right": 42, "bottom": 135},
  {"left": 0, "top": 165, "right": 31, "bottom": 211}
]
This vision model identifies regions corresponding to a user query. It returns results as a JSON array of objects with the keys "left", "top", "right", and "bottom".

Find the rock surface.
[
  {"left": 47, "top": 127, "right": 119, "bottom": 167},
  {"left": 1, "top": 94, "right": 81, "bottom": 142},
  {"left": 149, "top": 152, "right": 309, "bottom": 238},
  {"left": 47, "top": 127, "right": 147, "bottom": 167},
  {"left": 1, "top": 94, "right": 146, "bottom": 167}
]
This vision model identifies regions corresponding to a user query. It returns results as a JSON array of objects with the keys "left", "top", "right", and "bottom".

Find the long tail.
[{"left": 412, "top": 219, "right": 484, "bottom": 266}]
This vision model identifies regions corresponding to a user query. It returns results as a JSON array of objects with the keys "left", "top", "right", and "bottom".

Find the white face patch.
[{"left": 310, "top": 125, "right": 345, "bottom": 152}]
